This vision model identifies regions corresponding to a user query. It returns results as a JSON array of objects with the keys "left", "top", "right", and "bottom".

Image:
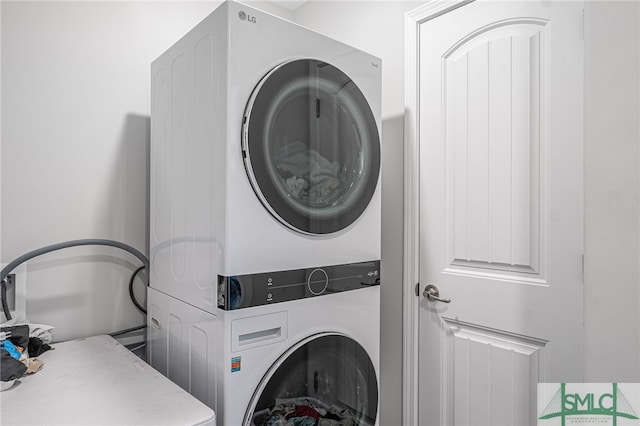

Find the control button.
[{"left": 307, "top": 268, "right": 328, "bottom": 296}]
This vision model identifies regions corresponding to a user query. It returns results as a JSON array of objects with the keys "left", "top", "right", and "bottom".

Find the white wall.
[
  {"left": 291, "top": 2, "right": 421, "bottom": 423},
  {"left": 584, "top": 1, "right": 640, "bottom": 381},
  {"left": 2, "top": 0, "right": 640, "bottom": 419},
  {"left": 0, "top": 1, "right": 292, "bottom": 342}
]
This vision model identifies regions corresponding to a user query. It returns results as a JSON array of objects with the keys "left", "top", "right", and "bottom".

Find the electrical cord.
[
  {"left": 0, "top": 239, "right": 149, "bottom": 321},
  {"left": 129, "top": 265, "right": 147, "bottom": 315},
  {"left": 0, "top": 280, "right": 10, "bottom": 323}
]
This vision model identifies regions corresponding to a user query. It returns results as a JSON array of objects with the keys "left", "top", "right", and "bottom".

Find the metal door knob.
[{"left": 423, "top": 284, "right": 451, "bottom": 303}]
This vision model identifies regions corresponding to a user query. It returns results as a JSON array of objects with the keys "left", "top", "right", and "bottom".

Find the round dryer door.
[
  {"left": 245, "top": 333, "right": 378, "bottom": 425},
  {"left": 242, "top": 59, "right": 380, "bottom": 235}
]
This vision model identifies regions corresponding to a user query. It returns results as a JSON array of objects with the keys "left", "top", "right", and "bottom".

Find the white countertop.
[{"left": 0, "top": 335, "right": 215, "bottom": 426}]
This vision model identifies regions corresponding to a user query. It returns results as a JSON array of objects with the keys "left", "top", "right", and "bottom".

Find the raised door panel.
[
  {"left": 442, "top": 319, "right": 547, "bottom": 425},
  {"left": 445, "top": 20, "right": 548, "bottom": 281}
]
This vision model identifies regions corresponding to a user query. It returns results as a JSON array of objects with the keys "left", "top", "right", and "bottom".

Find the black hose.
[
  {"left": 129, "top": 265, "right": 147, "bottom": 315},
  {"left": 0, "top": 239, "right": 149, "bottom": 321},
  {"left": 110, "top": 324, "right": 147, "bottom": 337},
  {"left": 0, "top": 280, "right": 10, "bottom": 322}
]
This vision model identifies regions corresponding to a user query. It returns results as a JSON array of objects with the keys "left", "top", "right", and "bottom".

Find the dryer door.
[
  {"left": 242, "top": 59, "right": 380, "bottom": 235},
  {"left": 246, "top": 333, "right": 378, "bottom": 425}
]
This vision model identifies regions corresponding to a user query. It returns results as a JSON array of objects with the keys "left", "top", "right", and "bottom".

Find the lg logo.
[{"left": 238, "top": 11, "right": 257, "bottom": 23}]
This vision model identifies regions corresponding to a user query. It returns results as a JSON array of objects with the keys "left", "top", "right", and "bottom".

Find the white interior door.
[{"left": 404, "top": 1, "right": 584, "bottom": 424}]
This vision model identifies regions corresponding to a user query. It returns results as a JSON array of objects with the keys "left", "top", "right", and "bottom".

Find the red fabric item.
[{"left": 285, "top": 405, "right": 321, "bottom": 420}]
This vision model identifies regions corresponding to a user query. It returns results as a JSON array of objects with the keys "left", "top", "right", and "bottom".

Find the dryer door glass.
[
  {"left": 242, "top": 59, "right": 380, "bottom": 235},
  {"left": 246, "top": 334, "right": 378, "bottom": 425}
]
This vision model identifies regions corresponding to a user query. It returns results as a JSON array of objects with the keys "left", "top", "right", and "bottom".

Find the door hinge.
[{"left": 415, "top": 282, "right": 420, "bottom": 297}]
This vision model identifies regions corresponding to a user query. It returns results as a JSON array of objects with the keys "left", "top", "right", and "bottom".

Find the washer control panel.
[
  {"left": 307, "top": 268, "right": 329, "bottom": 295},
  {"left": 218, "top": 260, "right": 380, "bottom": 310}
]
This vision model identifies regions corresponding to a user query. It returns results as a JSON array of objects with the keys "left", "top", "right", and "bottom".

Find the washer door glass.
[
  {"left": 242, "top": 59, "right": 380, "bottom": 235},
  {"left": 247, "top": 334, "right": 378, "bottom": 425}
]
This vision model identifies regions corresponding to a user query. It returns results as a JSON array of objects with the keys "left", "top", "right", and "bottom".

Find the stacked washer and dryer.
[{"left": 148, "top": 2, "right": 381, "bottom": 425}]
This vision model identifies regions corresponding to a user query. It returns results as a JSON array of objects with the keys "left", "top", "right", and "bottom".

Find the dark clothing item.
[
  {"left": 1, "top": 325, "right": 30, "bottom": 349},
  {"left": 28, "top": 337, "right": 52, "bottom": 357},
  {"left": 1, "top": 348, "right": 27, "bottom": 381},
  {"left": 323, "top": 413, "right": 341, "bottom": 421}
]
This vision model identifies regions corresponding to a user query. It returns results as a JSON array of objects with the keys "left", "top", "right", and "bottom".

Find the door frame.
[{"left": 402, "top": 1, "right": 475, "bottom": 423}]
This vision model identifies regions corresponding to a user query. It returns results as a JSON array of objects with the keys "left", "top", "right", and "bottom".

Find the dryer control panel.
[{"left": 217, "top": 260, "right": 380, "bottom": 310}]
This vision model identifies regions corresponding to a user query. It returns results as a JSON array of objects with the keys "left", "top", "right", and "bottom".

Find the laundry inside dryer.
[
  {"left": 266, "top": 62, "right": 371, "bottom": 209},
  {"left": 243, "top": 58, "right": 380, "bottom": 232},
  {"left": 250, "top": 334, "right": 378, "bottom": 426}
]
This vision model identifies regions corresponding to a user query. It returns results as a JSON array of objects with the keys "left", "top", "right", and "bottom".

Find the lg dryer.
[{"left": 149, "top": 0, "right": 381, "bottom": 313}]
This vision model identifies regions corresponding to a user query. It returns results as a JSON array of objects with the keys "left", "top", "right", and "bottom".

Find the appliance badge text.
[{"left": 238, "top": 11, "right": 257, "bottom": 23}]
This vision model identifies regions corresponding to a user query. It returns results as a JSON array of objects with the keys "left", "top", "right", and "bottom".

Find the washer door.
[
  {"left": 246, "top": 333, "right": 378, "bottom": 425},
  {"left": 242, "top": 59, "right": 380, "bottom": 235}
]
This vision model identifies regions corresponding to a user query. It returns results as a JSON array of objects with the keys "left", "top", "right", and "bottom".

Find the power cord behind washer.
[{"left": 0, "top": 239, "right": 149, "bottom": 324}]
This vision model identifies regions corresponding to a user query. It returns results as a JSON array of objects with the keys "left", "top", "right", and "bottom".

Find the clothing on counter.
[
  {"left": 0, "top": 325, "right": 48, "bottom": 387},
  {"left": 0, "top": 321, "right": 54, "bottom": 345},
  {"left": 28, "top": 337, "right": 52, "bottom": 357},
  {"left": 21, "top": 358, "right": 44, "bottom": 374},
  {"left": 28, "top": 323, "right": 54, "bottom": 345},
  {"left": 1, "top": 348, "right": 27, "bottom": 381},
  {"left": 0, "top": 325, "right": 30, "bottom": 349},
  {"left": 1, "top": 340, "right": 22, "bottom": 359}
]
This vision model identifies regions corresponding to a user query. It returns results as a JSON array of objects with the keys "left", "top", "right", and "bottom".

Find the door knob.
[{"left": 423, "top": 284, "right": 451, "bottom": 303}]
